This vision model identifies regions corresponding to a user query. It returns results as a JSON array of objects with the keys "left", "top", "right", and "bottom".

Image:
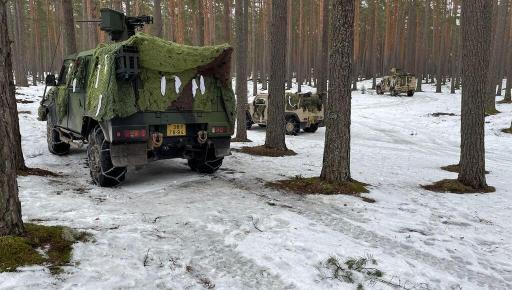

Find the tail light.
[
  {"left": 211, "top": 126, "right": 228, "bottom": 134},
  {"left": 114, "top": 128, "right": 147, "bottom": 141}
]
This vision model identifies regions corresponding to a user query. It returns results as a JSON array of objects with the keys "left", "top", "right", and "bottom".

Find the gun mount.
[{"left": 100, "top": 8, "right": 153, "bottom": 42}]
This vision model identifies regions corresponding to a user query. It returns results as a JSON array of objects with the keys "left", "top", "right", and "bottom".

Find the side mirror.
[{"left": 45, "top": 74, "right": 57, "bottom": 86}]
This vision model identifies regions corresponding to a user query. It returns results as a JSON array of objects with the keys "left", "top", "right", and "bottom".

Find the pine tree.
[
  {"left": 458, "top": 0, "right": 492, "bottom": 190},
  {"left": 0, "top": 0, "right": 24, "bottom": 236},
  {"left": 264, "top": 0, "right": 287, "bottom": 151},
  {"left": 320, "top": 0, "right": 354, "bottom": 183},
  {"left": 233, "top": 0, "right": 249, "bottom": 142}
]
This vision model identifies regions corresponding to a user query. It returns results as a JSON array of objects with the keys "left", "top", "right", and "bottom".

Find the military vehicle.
[
  {"left": 376, "top": 68, "right": 417, "bottom": 97},
  {"left": 38, "top": 9, "right": 235, "bottom": 187},
  {"left": 246, "top": 92, "right": 324, "bottom": 135}
]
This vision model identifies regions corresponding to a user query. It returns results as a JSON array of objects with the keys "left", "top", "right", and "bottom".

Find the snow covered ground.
[{"left": 2, "top": 80, "right": 512, "bottom": 290}]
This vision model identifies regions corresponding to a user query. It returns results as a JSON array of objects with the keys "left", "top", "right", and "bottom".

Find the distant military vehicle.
[
  {"left": 38, "top": 9, "right": 235, "bottom": 187},
  {"left": 376, "top": 68, "right": 417, "bottom": 97},
  {"left": 246, "top": 92, "right": 324, "bottom": 135}
]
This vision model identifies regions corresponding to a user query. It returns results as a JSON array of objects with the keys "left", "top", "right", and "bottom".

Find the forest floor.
[{"left": 2, "top": 80, "right": 512, "bottom": 290}]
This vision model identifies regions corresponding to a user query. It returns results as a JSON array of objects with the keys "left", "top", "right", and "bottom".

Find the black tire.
[
  {"left": 285, "top": 116, "right": 300, "bottom": 136},
  {"left": 407, "top": 90, "right": 414, "bottom": 97},
  {"left": 304, "top": 123, "right": 319, "bottom": 133},
  {"left": 376, "top": 86, "right": 384, "bottom": 95},
  {"left": 46, "top": 114, "right": 70, "bottom": 155},
  {"left": 87, "top": 126, "right": 126, "bottom": 187},
  {"left": 390, "top": 89, "right": 398, "bottom": 96},
  {"left": 188, "top": 155, "right": 223, "bottom": 174}
]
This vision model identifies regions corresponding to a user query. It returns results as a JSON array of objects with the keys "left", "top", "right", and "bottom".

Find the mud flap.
[{"left": 110, "top": 143, "right": 148, "bottom": 167}]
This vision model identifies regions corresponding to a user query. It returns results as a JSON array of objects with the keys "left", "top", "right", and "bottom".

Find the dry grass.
[
  {"left": 421, "top": 179, "right": 495, "bottom": 194},
  {"left": 441, "top": 164, "right": 489, "bottom": 174},
  {"left": 267, "top": 176, "right": 374, "bottom": 203},
  {"left": 497, "top": 98, "right": 512, "bottom": 104},
  {"left": 18, "top": 167, "right": 60, "bottom": 177},
  {"left": 485, "top": 108, "right": 501, "bottom": 116},
  {"left": 431, "top": 112, "right": 457, "bottom": 117},
  {"left": 501, "top": 127, "right": 512, "bottom": 134},
  {"left": 236, "top": 145, "right": 297, "bottom": 157}
]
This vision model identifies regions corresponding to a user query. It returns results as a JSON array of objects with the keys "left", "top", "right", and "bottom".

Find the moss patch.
[
  {"left": 0, "top": 224, "right": 90, "bottom": 274},
  {"left": 497, "top": 98, "right": 512, "bottom": 104},
  {"left": 501, "top": 127, "right": 512, "bottom": 134},
  {"left": 237, "top": 145, "right": 297, "bottom": 157},
  {"left": 441, "top": 164, "right": 489, "bottom": 174},
  {"left": 17, "top": 167, "right": 61, "bottom": 177},
  {"left": 485, "top": 108, "right": 500, "bottom": 116},
  {"left": 421, "top": 179, "right": 495, "bottom": 194},
  {"left": 267, "top": 176, "right": 373, "bottom": 202}
]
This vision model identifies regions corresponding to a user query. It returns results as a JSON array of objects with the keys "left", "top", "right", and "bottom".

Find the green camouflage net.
[
  {"left": 285, "top": 92, "right": 323, "bottom": 113},
  {"left": 84, "top": 33, "right": 233, "bottom": 121}
]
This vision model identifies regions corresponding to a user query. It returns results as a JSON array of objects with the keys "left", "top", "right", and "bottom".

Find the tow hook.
[
  {"left": 197, "top": 130, "right": 208, "bottom": 144},
  {"left": 151, "top": 132, "right": 164, "bottom": 149}
]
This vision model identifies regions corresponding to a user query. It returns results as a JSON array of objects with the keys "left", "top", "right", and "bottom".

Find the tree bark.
[
  {"left": 234, "top": 0, "right": 248, "bottom": 141},
  {"left": 61, "top": 0, "right": 77, "bottom": 56},
  {"left": 153, "top": 0, "right": 163, "bottom": 37},
  {"left": 0, "top": 0, "right": 24, "bottom": 236},
  {"left": 223, "top": 0, "right": 231, "bottom": 43},
  {"left": 321, "top": 0, "right": 353, "bottom": 182},
  {"left": 251, "top": 0, "right": 258, "bottom": 97},
  {"left": 458, "top": 0, "right": 491, "bottom": 189},
  {"left": 176, "top": 0, "right": 184, "bottom": 43},
  {"left": 317, "top": 0, "right": 329, "bottom": 97},
  {"left": 264, "top": 0, "right": 287, "bottom": 150},
  {"left": 13, "top": 0, "right": 28, "bottom": 86}
]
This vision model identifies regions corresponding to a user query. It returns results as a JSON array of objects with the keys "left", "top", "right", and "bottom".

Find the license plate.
[{"left": 167, "top": 124, "right": 186, "bottom": 136}]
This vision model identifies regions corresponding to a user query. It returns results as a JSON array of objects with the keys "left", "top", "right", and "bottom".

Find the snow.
[{"left": 2, "top": 80, "right": 512, "bottom": 289}]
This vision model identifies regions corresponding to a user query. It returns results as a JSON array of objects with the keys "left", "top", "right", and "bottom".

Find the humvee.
[
  {"left": 246, "top": 92, "right": 324, "bottom": 135},
  {"left": 38, "top": 9, "right": 235, "bottom": 187},
  {"left": 376, "top": 68, "right": 417, "bottom": 97}
]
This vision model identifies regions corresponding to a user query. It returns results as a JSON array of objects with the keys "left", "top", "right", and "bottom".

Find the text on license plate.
[{"left": 167, "top": 124, "right": 186, "bottom": 136}]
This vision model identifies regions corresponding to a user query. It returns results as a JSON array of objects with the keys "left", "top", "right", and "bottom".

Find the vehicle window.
[{"left": 57, "top": 60, "right": 73, "bottom": 86}]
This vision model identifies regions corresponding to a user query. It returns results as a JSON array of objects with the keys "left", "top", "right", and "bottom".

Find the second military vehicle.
[
  {"left": 38, "top": 9, "right": 235, "bottom": 187},
  {"left": 376, "top": 68, "right": 417, "bottom": 97},
  {"left": 246, "top": 92, "right": 324, "bottom": 135}
]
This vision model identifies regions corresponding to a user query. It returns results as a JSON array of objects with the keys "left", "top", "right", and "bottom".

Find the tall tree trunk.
[
  {"left": 321, "top": 0, "right": 353, "bottom": 182},
  {"left": 264, "top": 0, "right": 287, "bottom": 150},
  {"left": 167, "top": 0, "right": 175, "bottom": 41},
  {"left": 317, "top": 0, "right": 329, "bottom": 96},
  {"left": 234, "top": 0, "right": 248, "bottom": 141},
  {"left": 297, "top": 0, "right": 303, "bottom": 93},
  {"left": 0, "top": 0, "right": 24, "bottom": 236},
  {"left": 352, "top": 0, "right": 359, "bottom": 90},
  {"left": 61, "top": 0, "right": 77, "bottom": 56},
  {"left": 87, "top": 0, "right": 98, "bottom": 49},
  {"left": 176, "top": 0, "right": 184, "bottom": 43},
  {"left": 458, "top": 0, "right": 491, "bottom": 189},
  {"left": 251, "top": 0, "right": 257, "bottom": 97},
  {"left": 223, "top": 0, "right": 231, "bottom": 43},
  {"left": 13, "top": 0, "right": 28, "bottom": 86},
  {"left": 286, "top": 0, "right": 292, "bottom": 89},
  {"left": 153, "top": 0, "right": 163, "bottom": 37}
]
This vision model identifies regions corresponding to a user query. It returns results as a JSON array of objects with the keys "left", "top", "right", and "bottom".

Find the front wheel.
[
  {"left": 87, "top": 126, "right": 126, "bottom": 187},
  {"left": 285, "top": 116, "right": 300, "bottom": 136},
  {"left": 304, "top": 123, "right": 319, "bottom": 133},
  {"left": 407, "top": 90, "right": 415, "bottom": 97},
  {"left": 47, "top": 114, "right": 70, "bottom": 155},
  {"left": 376, "top": 86, "right": 384, "bottom": 95}
]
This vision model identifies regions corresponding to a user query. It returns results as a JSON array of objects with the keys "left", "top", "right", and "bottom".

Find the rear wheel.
[
  {"left": 87, "top": 126, "right": 126, "bottom": 187},
  {"left": 390, "top": 89, "right": 398, "bottom": 96},
  {"left": 46, "top": 113, "right": 70, "bottom": 155},
  {"left": 376, "top": 86, "right": 384, "bottom": 95},
  {"left": 407, "top": 90, "right": 415, "bottom": 97},
  {"left": 285, "top": 116, "right": 300, "bottom": 136},
  {"left": 304, "top": 123, "right": 319, "bottom": 133},
  {"left": 188, "top": 154, "right": 223, "bottom": 174}
]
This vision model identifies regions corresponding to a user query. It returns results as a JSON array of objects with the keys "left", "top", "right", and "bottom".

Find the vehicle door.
[
  {"left": 66, "top": 57, "right": 88, "bottom": 133},
  {"left": 54, "top": 60, "right": 73, "bottom": 127}
]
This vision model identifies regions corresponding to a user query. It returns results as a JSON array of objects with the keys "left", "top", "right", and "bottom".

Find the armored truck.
[
  {"left": 38, "top": 9, "right": 235, "bottom": 187},
  {"left": 246, "top": 92, "right": 324, "bottom": 135},
  {"left": 376, "top": 68, "right": 417, "bottom": 97}
]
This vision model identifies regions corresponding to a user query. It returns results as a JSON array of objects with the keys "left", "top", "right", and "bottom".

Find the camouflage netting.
[
  {"left": 85, "top": 33, "right": 234, "bottom": 121},
  {"left": 285, "top": 92, "right": 323, "bottom": 113}
]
